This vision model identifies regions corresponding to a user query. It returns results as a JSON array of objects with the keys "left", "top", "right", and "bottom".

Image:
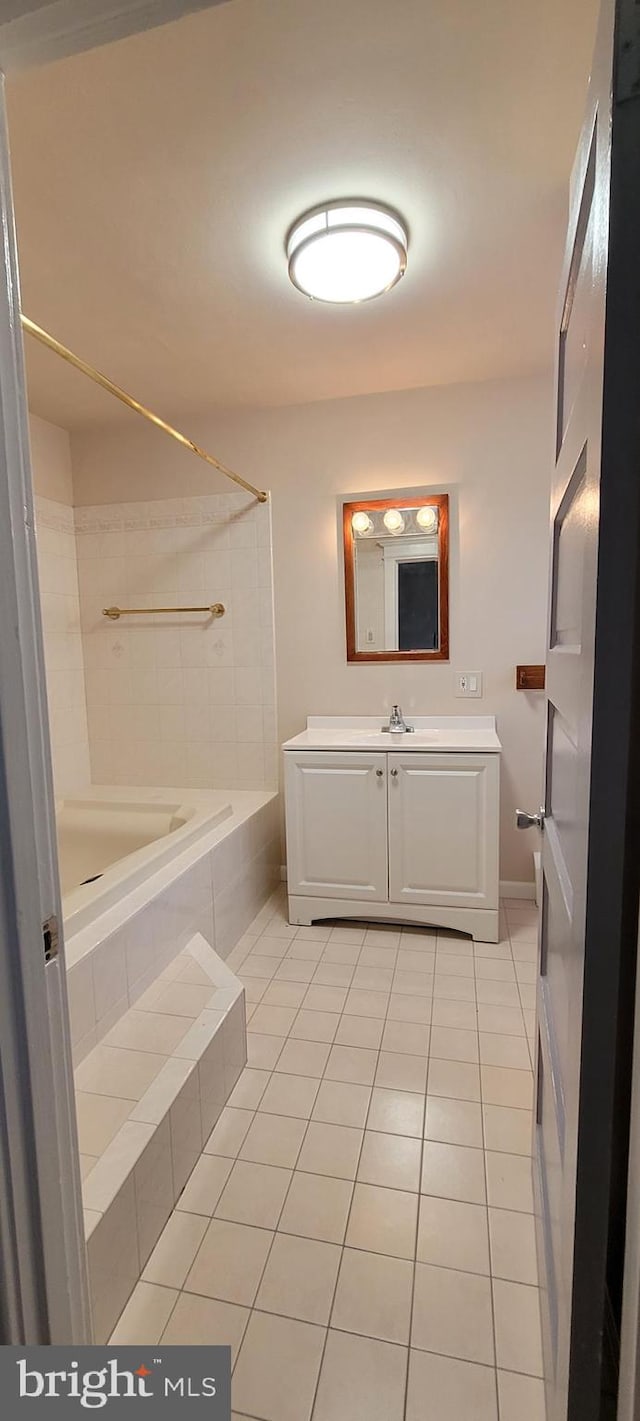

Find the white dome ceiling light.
[{"left": 287, "top": 201, "right": 408, "bottom": 304}]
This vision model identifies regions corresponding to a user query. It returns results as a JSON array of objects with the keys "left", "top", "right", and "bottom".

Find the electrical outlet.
[{"left": 455, "top": 671, "right": 483, "bottom": 698}]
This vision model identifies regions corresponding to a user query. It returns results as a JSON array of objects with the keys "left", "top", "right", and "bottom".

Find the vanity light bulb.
[
  {"left": 416, "top": 506, "right": 438, "bottom": 532},
  {"left": 351, "top": 511, "right": 373, "bottom": 535},
  {"left": 383, "top": 508, "right": 405, "bottom": 534}
]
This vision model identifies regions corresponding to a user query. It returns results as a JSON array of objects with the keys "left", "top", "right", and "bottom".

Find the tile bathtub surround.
[
  {"left": 73, "top": 492, "right": 277, "bottom": 790},
  {"left": 65, "top": 791, "right": 280, "bottom": 1062},
  {"left": 34, "top": 496, "right": 91, "bottom": 795},
  {"left": 81, "top": 934, "right": 247, "bottom": 1341},
  {"left": 110, "top": 891, "right": 545, "bottom": 1420}
]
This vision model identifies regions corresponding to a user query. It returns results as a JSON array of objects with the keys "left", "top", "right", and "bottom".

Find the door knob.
[
  {"left": 390, "top": 768, "right": 399, "bottom": 777},
  {"left": 516, "top": 808, "right": 545, "bottom": 830},
  {"left": 376, "top": 768, "right": 384, "bottom": 777}
]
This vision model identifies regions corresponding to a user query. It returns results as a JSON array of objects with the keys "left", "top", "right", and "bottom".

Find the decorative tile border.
[
  {"left": 74, "top": 492, "right": 266, "bottom": 534},
  {"left": 34, "top": 494, "right": 76, "bottom": 534}
]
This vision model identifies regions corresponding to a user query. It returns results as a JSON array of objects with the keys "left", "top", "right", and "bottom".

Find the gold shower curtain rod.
[{"left": 20, "top": 315, "right": 268, "bottom": 504}]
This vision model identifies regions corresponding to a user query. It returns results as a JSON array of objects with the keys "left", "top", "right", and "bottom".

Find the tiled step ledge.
[{"left": 79, "top": 933, "right": 246, "bottom": 1342}]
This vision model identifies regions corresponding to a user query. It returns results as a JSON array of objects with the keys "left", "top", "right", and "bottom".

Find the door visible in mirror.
[{"left": 343, "top": 494, "right": 449, "bottom": 662}]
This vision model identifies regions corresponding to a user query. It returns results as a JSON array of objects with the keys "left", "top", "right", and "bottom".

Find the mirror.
[{"left": 343, "top": 493, "right": 449, "bottom": 662}]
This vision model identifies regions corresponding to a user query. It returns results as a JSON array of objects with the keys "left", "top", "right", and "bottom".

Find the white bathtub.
[
  {"left": 62, "top": 786, "right": 280, "bottom": 1066},
  {"left": 58, "top": 792, "right": 232, "bottom": 936}
]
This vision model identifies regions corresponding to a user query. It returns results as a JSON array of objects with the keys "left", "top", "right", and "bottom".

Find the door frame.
[
  {"left": 0, "top": 77, "right": 90, "bottom": 1343},
  {"left": 0, "top": 0, "right": 231, "bottom": 1346}
]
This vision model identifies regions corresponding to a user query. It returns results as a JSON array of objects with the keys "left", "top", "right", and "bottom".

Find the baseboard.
[{"left": 500, "top": 880, "right": 536, "bottom": 900}]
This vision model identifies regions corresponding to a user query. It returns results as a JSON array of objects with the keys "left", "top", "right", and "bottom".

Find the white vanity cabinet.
[
  {"left": 284, "top": 751, "right": 389, "bottom": 902},
  {"left": 283, "top": 717, "right": 501, "bottom": 942},
  {"left": 387, "top": 753, "right": 499, "bottom": 911}
]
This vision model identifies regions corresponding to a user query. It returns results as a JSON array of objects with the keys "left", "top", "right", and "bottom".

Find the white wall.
[
  {"left": 29, "top": 414, "right": 91, "bottom": 795},
  {"left": 70, "top": 371, "right": 553, "bottom": 883},
  {"left": 29, "top": 409, "right": 74, "bottom": 503}
]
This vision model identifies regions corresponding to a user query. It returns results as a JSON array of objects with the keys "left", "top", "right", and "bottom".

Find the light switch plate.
[{"left": 455, "top": 672, "right": 483, "bottom": 698}]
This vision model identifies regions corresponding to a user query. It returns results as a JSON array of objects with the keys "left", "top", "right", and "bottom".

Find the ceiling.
[{"left": 7, "top": 0, "right": 598, "bottom": 430}]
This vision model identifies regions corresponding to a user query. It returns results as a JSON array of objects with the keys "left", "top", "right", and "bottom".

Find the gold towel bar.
[
  {"left": 20, "top": 315, "right": 268, "bottom": 504},
  {"left": 102, "top": 603, "right": 225, "bottom": 620}
]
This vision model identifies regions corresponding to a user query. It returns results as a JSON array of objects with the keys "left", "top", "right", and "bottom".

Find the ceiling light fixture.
[
  {"left": 287, "top": 201, "right": 408, "bottom": 304},
  {"left": 383, "top": 508, "right": 405, "bottom": 535}
]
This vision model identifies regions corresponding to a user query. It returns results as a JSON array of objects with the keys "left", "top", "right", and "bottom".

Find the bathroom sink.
[{"left": 282, "top": 716, "right": 502, "bottom": 755}]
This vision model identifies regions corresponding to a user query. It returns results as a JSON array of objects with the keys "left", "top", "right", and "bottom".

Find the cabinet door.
[
  {"left": 285, "top": 751, "right": 389, "bottom": 900},
  {"left": 388, "top": 753, "right": 499, "bottom": 910}
]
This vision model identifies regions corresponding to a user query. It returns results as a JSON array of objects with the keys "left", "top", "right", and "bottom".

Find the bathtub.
[
  {"left": 62, "top": 785, "right": 280, "bottom": 1064},
  {"left": 59, "top": 792, "right": 232, "bottom": 936}
]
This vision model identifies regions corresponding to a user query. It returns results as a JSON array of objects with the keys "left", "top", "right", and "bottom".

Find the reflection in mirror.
[{"left": 343, "top": 494, "right": 449, "bottom": 663}]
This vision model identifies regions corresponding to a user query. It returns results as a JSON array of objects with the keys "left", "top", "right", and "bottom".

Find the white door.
[
  {"left": 388, "top": 753, "right": 499, "bottom": 910},
  {"left": 520, "top": 2, "right": 640, "bottom": 1416},
  {"left": 285, "top": 751, "right": 389, "bottom": 901}
]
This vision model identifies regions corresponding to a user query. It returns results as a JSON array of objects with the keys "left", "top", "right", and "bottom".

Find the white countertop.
[{"left": 282, "top": 715, "right": 501, "bottom": 754}]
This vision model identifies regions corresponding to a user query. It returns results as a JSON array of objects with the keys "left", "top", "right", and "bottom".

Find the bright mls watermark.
[{"left": 4, "top": 1348, "right": 230, "bottom": 1415}]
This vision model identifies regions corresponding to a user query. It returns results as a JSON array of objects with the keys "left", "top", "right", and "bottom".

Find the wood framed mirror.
[{"left": 343, "top": 493, "right": 449, "bottom": 663}]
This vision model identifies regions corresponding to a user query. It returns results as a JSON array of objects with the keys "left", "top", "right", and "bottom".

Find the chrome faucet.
[{"left": 383, "top": 704, "right": 414, "bottom": 734}]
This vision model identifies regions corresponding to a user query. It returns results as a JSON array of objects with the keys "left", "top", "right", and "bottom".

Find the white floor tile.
[
  {"left": 489, "top": 1207, "right": 538, "bottom": 1284},
  {"left": 110, "top": 1281, "right": 178, "bottom": 1344},
  {"left": 204, "top": 1106, "right": 254, "bottom": 1157},
  {"left": 239, "top": 1111, "right": 307, "bottom": 1167},
  {"left": 331, "top": 1246, "right": 414, "bottom": 1344},
  {"left": 255, "top": 1231, "right": 341, "bottom": 1323},
  {"left": 214, "top": 1159, "right": 292, "bottom": 1228},
  {"left": 406, "top": 1349, "right": 498, "bottom": 1421},
  {"left": 347, "top": 1182, "right": 418, "bottom": 1259},
  {"left": 278, "top": 1170, "right": 353, "bottom": 1244},
  {"left": 313, "top": 1330, "right": 407, "bottom": 1421},
  {"left": 424, "top": 1096, "right": 483, "bottom": 1148},
  {"left": 486, "top": 1151, "right": 535, "bottom": 1212},
  {"left": 421, "top": 1140, "right": 486, "bottom": 1204},
  {"left": 161, "top": 1292, "right": 248, "bottom": 1361},
  {"left": 142, "top": 1210, "right": 208, "bottom": 1288},
  {"left": 497, "top": 1368, "right": 546, "bottom": 1420},
  {"left": 184, "top": 1216, "right": 273, "bottom": 1305},
  {"left": 232, "top": 1311, "right": 325, "bottom": 1421},
  {"left": 412, "top": 1262, "right": 495, "bottom": 1365},
  {"left": 492, "top": 1278, "right": 543, "bottom": 1376},
  {"left": 417, "top": 1195, "right": 490, "bottom": 1275}
]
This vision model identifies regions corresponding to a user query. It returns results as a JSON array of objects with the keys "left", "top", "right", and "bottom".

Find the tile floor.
[{"left": 111, "top": 888, "right": 544, "bottom": 1421}]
